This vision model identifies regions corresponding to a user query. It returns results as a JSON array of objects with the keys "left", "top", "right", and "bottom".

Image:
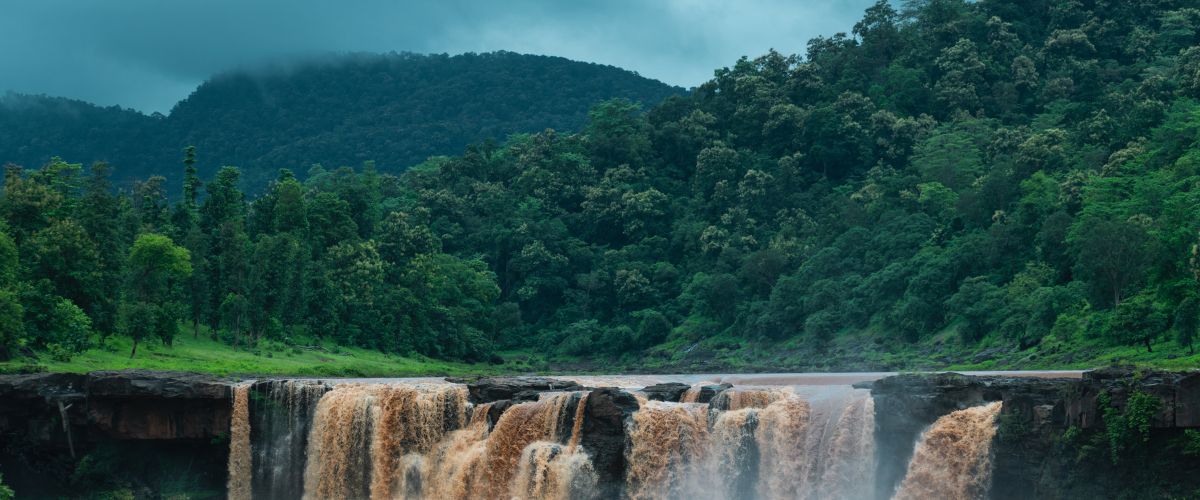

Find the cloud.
[{"left": 0, "top": 0, "right": 877, "bottom": 113}]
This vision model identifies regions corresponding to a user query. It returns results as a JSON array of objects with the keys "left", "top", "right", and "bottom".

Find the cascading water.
[
  {"left": 626, "top": 387, "right": 876, "bottom": 500},
  {"left": 229, "top": 376, "right": 999, "bottom": 500},
  {"left": 228, "top": 384, "right": 252, "bottom": 500},
  {"left": 625, "top": 401, "right": 710, "bottom": 500},
  {"left": 250, "top": 379, "right": 330, "bottom": 499},
  {"left": 892, "top": 401, "right": 1003, "bottom": 500},
  {"left": 249, "top": 383, "right": 593, "bottom": 500}
]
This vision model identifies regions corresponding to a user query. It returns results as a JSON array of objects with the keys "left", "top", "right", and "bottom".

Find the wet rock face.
[
  {"left": 447, "top": 376, "right": 585, "bottom": 404},
  {"left": 579, "top": 387, "right": 640, "bottom": 499}
]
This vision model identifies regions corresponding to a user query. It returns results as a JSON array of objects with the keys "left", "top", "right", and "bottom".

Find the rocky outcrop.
[
  {"left": 86, "top": 370, "right": 230, "bottom": 399},
  {"left": 1062, "top": 367, "right": 1200, "bottom": 428},
  {"left": 696, "top": 383, "right": 732, "bottom": 403},
  {"left": 580, "top": 387, "right": 641, "bottom": 499},
  {"left": 0, "top": 370, "right": 233, "bottom": 441},
  {"left": 640, "top": 382, "right": 690, "bottom": 401}
]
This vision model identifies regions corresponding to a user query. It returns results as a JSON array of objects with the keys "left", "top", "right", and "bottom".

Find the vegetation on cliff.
[{"left": 4, "top": 0, "right": 1200, "bottom": 374}]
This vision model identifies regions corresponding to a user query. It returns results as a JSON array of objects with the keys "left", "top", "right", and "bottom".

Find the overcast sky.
[{"left": 0, "top": 0, "right": 878, "bottom": 114}]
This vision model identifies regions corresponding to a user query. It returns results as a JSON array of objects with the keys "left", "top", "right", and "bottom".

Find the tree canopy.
[{"left": 3, "top": 0, "right": 1200, "bottom": 368}]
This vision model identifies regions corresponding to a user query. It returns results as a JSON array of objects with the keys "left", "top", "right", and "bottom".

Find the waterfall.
[
  {"left": 260, "top": 384, "right": 592, "bottom": 500},
  {"left": 230, "top": 378, "right": 1005, "bottom": 500},
  {"left": 625, "top": 388, "right": 876, "bottom": 500},
  {"left": 511, "top": 442, "right": 598, "bottom": 500},
  {"left": 249, "top": 380, "right": 329, "bottom": 499},
  {"left": 420, "top": 402, "right": 493, "bottom": 500},
  {"left": 626, "top": 401, "right": 710, "bottom": 500},
  {"left": 301, "top": 384, "right": 469, "bottom": 499},
  {"left": 474, "top": 392, "right": 588, "bottom": 498},
  {"left": 228, "top": 384, "right": 252, "bottom": 500},
  {"left": 892, "top": 401, "right": 1003, "bottom": 500},
  {"left": 368, "top": 385, "right": 468, "bottom": 499}
]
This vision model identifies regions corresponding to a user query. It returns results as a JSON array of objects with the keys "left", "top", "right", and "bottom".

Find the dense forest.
[
  {"left": 0, "top": 51, "right": 682, "bottom": 191},
  {"left": 4, "top": 0, "right": 1200, "bottom": 371}
]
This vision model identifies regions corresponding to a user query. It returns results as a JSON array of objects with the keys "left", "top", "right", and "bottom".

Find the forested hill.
[
  {"left": 0, "top": 51, "right": 683, "bottom": 190},
  {"left": 5, "top": 0, "right": 1200, "bottom": 374}
]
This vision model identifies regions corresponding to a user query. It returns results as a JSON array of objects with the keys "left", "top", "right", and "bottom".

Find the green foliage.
[
  {"left": 0, "top": 289, "right": 23, "bottom": 360},
  {"left": 0, "top": 472, "right": 12, "bottom": 500},
  {"left": 0, "top": 230, "right": 16, "bottom": 288},
  {"left": 1182, "top": 429, "right": 1200, "bottom": 456},
  {"left": 4, "top": 0, "right": 1200, "bottom": 370},
  {"left": 1100, "top": 391, "right": 1162, "bottom": 465},
  {"left": 1176, "top": 295, "right": 1200, "bottom": 353},
  {"left": 1106, "top": 294, "right": 1168, "bottom": 352}
]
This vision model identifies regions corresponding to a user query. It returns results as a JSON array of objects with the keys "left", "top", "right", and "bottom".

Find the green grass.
[
  {"left": 1, "top": 334, "right": 545, "bottom": 378},
  {"left": 4, "top": 323, "right": 1199, "bottom": 378}
]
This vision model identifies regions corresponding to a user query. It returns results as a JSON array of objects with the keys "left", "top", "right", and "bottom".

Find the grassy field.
[
  {"left": 0, "top": 334, "right": 550, "bottom": 378},
  {"left": 3, "top": 323, "right": 1197, "bottom": 378}
]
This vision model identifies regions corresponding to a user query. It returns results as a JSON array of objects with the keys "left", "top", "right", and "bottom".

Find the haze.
[{"left": 0, "top": 0, "right": 877, "bottom": 113}]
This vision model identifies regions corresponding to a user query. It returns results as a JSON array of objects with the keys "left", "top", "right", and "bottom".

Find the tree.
[
  {"left": 0, "top": 290, "right": 24, "bottom": 361},
  {"left": 24, "top": 220, "right": 104, "bottom": 324},
  {"left": 182, "top": 146, "right": 201, "bottom": 210},
  {"left": 1071, "top": 218, "right": 1149, "bottom": 307},
  {"left": 0, "top": 230, "right": 16, "bottom": 288},
  {"left": 585, "top": 98, "right": 651, "bottom": 170},
  {"left": 122, "top": 234, "right": 191, "bottom": 357},
  {"left": 0, "top": 164, "right": 61, "bottom": 243},
  {"left": 0, "top": 471, "right": 13, "bottom": 500},
  {"left": 132, "top": 176, "right": 169, "bottom": 231},
  {"left": 76, "top": 162, "right": 121, "bottom": 333},
  {"left": 946, "top": 277, "right": 1005, "bottom": 341},
  {"left": 1176, "top": 295, "right": 1199, "bottom": 354},
  {"left": 1107, "top": 293, "right": 1167, "bottom": 352},
  {"left": 200, "top": 167, "right": 249, "bottom": 332}
]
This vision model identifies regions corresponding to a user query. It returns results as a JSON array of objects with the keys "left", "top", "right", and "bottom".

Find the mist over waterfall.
[{"left": 229, "top": 377, "right": 1004, "bottom": 500}]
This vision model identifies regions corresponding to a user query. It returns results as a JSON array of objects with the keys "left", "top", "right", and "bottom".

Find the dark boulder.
[
  {"left": 640, "top": 382, "right": 689, "bottom": 402},
  {"left": 693, "top": 383, "right": 732, "bottom": 404},
  {"left": 579, "top": 388, "right": 640, "bottom": 499},
  {"left": 447, "top": 376, "right": 584, "bottom": 404}
]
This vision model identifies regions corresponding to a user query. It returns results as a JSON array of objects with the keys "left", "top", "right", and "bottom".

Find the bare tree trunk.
[
  {"left": 1144, "top": 337, "right": 1153, "bottom": 353},
  {"left": 130, "top": 339, "right": 138, "bottom": 359}
]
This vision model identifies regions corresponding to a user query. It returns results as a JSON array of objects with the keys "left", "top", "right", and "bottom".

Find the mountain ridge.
[{"left": 0, "top": 51, "right": 684, "bottom": 190}]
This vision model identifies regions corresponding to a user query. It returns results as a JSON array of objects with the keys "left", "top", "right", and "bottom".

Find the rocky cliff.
[
  {"left": 866, "top": 368, "right": 1200, "bottom": 499},
  {"left": 3, "top": 368, "right": 1200, "bottom": 499},
  {"left": 0, "top": 370, "right": 234, "bottom": 497}
]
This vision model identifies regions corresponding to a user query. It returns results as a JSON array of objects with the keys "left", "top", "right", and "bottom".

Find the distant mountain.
[{"left": 0, "top": 51, "right": 684, "bottom": 189}]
